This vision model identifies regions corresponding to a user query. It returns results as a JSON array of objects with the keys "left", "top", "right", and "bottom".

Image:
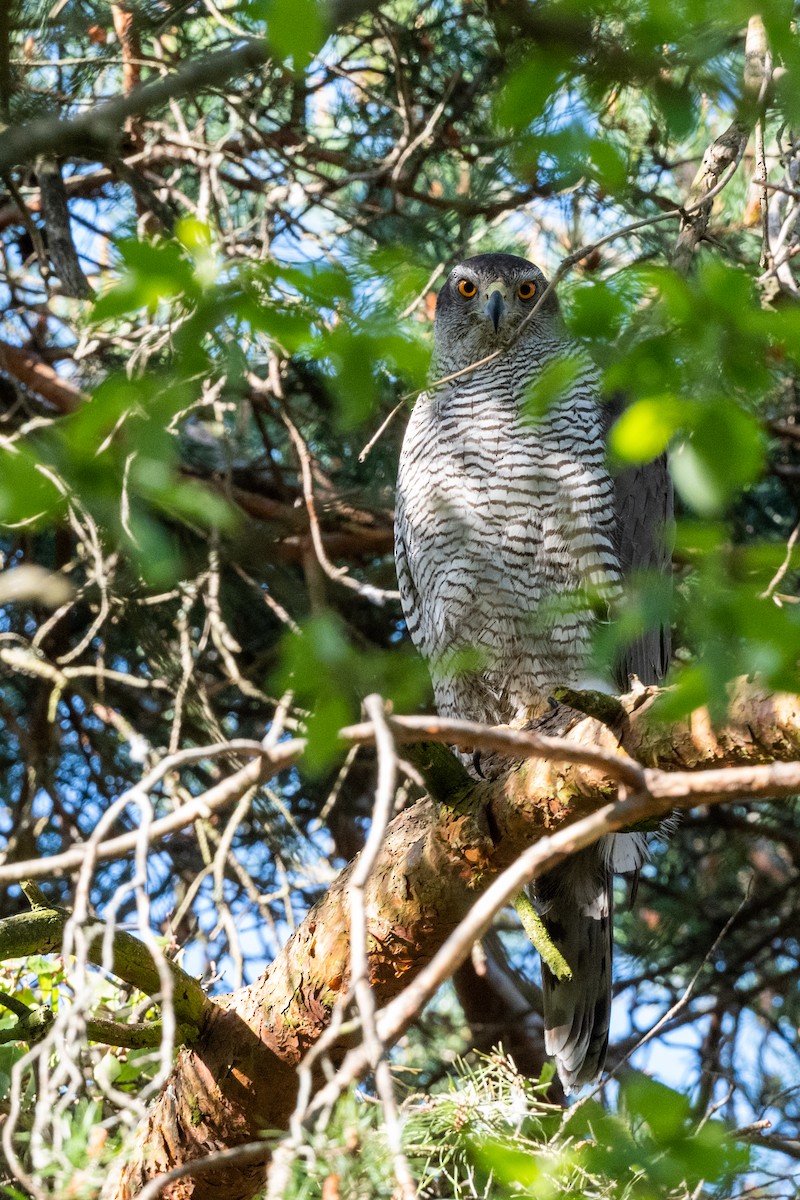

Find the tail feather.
[{"left": 535, "top": 845, "right": 614, "bottom": 1091}]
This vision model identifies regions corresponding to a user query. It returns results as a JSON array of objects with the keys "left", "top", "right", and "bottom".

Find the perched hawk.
[{"left": 395, "top": 252, "right": 672, "bottom": 1089}]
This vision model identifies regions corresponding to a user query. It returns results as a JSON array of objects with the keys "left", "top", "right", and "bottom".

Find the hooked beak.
[{"left": 484, "top": 284, "right": 507, "bottom": 333}]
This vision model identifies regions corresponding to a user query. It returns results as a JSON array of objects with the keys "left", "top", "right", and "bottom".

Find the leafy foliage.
[{"left": 1, "top": 0, "right": 800, "bottom": 1197}]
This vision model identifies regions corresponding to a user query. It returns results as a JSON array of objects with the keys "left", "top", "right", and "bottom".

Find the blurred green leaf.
[
  {"left": 0, "top": 443, "right": 64, "bottom": 526},
  {"left": 261, "top": 0, "right": 326, "bottom": 64},
  {"left": 469, "top": 1137, "right": 562, "bottom": 1195},
  {"left": 653, "top": 75, "right": 698, "bottom": 139},
  {"left": 318, "top": 323, "right": 428, "bottom": 429},
  {"left": 610, "top": 396, "right": 688, "bottom": 463},
  {"left": 566, "top": 279, "right": 628, "bottom": 341},
  {"left": 671, "top": 400, "right": 764, "bottom": 517},
  {"left": 0, "top": 1044, "right": 26, "bottom": 1103},
  {"left": 495, "top": 52, "right": 565, "bottom": 131},
  {"left": 274, "top": 612, "right": 429, "bottom": 772},
  {"left": 622, "top": 1072, "right": 691, "bottom": 1144},
  {"left": 275, "top": 262, "right": 354, "bottom": 305},
  {"left": 523, "top": 356, "right": 581, "bottom": 421},
  {"left": 92, "top": 237, "right": 198, "bottom": 321}
]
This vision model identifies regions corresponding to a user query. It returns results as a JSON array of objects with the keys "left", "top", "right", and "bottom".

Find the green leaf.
[
  {"left": 588, "top": 136, "right": 628, "bottom": 192},
  {"left": 670, "top": 440, "right": 725, "bottom": 516},
  {"left": 274, "top": 613, "right": 429, "bottom": 772},
  {"left": 495, "top": 52, "right": 565, "bottom": 131},
  {"left": 469, "top": 1136, "right": 568, "bottom": 1195},
  {"left": 653, "top": 76, "right": 698, "bottom": 139},
  {"left": 672, "top": 402, "right": 764, "bottom": 516},
  {"left": 0, "top": 443, "right": 64, "bottom": 526},
  {"left": 92, "top": 237, "right": 198, "bottom": 321},
  {"left": 276, "top": 262, "right": 353, "bottom": 304},
  {"left": 622, "top": 1072, "right": 691, "bottom": 1144},
  {"left": 566, "top": 278, "right": 628, "bottom": 340},
  {"left": 262, "top": 0, "right": 326, "bottom": 64},
  {"left": 122, "top": 508, "right": 182, "bottom": 587},
  {"left": 609, "top": 396, "right": 688, "bottom": 463},
  {"left": 0, "top": 1044, "right": 26, "bottom": 1102}
]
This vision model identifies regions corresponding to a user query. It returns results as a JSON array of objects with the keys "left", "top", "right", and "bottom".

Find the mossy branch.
[
  {"left": 0, "top": 999, "right": 54, "bottom": 1044},
  {"left": 402, "top": 740, "right": 476, "bottom": 809},
  {"left": 0, "top": 893, "right": 210, "bottom": 1030},
  {"left": 513, "top": 891, "right": 573, "bottom": 981},
  {"left": 0, "top": 989, "right": 199, "bottom": 1049},
  {"left": 85, "top": 1017, "right": 200, "bottom": 1049}
]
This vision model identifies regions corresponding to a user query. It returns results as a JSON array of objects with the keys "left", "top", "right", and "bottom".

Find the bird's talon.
[{"left": 472, "top": 750, "right": 485, "bottom": 779}]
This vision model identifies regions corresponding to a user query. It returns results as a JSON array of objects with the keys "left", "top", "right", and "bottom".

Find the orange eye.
[
  {"left": 518, "top": 281, "right": 536, "bottom": 300},
  {"left": 457, "top": 278, "right": 477, "bottom": 298}
]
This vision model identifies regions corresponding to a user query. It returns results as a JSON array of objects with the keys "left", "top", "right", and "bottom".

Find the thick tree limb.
[
  {"left": 0, "top": 339, "right": 87, "bottom": 412},
  {"left": 102, "top": 679, "right": 800, "bottom": 1200},
  {"left": 36, "top": 158, "right": 92, "bottom": 298}
]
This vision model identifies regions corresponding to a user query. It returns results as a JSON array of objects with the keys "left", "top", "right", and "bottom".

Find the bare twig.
[
  {"left": 347, "top": 696, "right": 415, "bottom": 1198},
  {"left": 759, "top": 519, "right": 800, "bottom": 600},
  {"left": 0, "top": 737, "right": 305, "bottom": 885},
  {"left": 282, "top": 406, "right": 401, "bottom": 605},
  {"left": 339, "top": 710, "right": 647, "bottom": 789},
  {"left": 0, "top": 1, "right": 382, "bottom": 174},
  {"left": 267, "top": 695, "right": 414, "bottom": 1198}
]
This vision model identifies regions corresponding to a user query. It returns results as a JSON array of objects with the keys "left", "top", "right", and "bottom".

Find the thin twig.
[
  {"left": 282, "top": 406, "right": 401, "bottom": 605},
  {"left": 580, "top": 887, "right": 753, "bottom": 1104},
  {"left": 0, "top": 737, "right": 305, "bottom": 885},
  {"left": 759, "top": 518, "right": 800, "bottom": 600},
  {"left": 349, "top": 696, "right": 415, "bottom": 1198}
]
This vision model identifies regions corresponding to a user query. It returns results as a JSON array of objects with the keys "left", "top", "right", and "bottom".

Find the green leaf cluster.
[{"left": 274, "top": 612, "right": 430, "bottom": 771}]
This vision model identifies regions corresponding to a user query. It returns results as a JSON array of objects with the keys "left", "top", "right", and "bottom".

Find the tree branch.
[
  {"left": 0, "top": 903, "right": 208, "bottom": 1032},
  {"left": 0, "top": 339, "right": 87, "bottom": 412},
  {"left": 103, "top": 677, "right": 800, "bottom": 1199},
  {"left": 0, "top": 2, "right": 378, "bottom": 174}
]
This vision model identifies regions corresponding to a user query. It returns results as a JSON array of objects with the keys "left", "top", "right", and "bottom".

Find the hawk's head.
[{"left": 433, "top": 252, "right": 559, "bottom": 368}]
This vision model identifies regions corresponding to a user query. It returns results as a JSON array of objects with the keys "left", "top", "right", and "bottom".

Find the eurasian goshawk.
[{"left": 395, "top": 252, "right": 672, "bottom": 1089}]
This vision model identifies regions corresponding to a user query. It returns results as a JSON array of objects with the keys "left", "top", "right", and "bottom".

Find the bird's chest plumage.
[
  {"left": 396, "top": 356, "right": 618, "bottom": 718},
  {"left": 399, "top": 374, "right": 589, "bottom": 576}
]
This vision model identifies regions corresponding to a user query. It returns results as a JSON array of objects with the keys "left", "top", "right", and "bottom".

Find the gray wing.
[
  {"left": 605, "top": 396, "right": 674, "bottom": 689},
  {"left": 539, "top": 433, "right": 673, "bottom": 1090},
  {"left": 394, "top": 514, "right": 424, "bottom": 653}
]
